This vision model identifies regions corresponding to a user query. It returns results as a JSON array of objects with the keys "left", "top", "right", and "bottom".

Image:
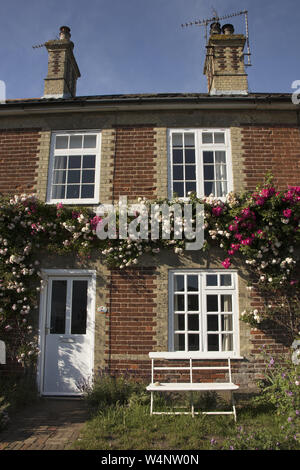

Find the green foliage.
[
  {"left": 253, "top": 348, "right": 300, "bottom": 418},
  {"left": 220, "top": 421, "right": 299, "bottom": 450},
  {"left": 80, "top": 370, "right": 146, "bottom": 412},
  {"left": 0, "top": 178, "right": 300, "bottom": 363}
]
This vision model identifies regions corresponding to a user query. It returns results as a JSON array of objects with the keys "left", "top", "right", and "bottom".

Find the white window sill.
[
  {"left": 155, "top": 352, "right": 244, "bottom": 360},
  {"left": 46, "top": 199, "right": 100, "bottom": 206}
]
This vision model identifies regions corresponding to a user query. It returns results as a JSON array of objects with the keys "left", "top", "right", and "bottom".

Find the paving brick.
[{"left": 0, "top": 398, "right": 88, "bottom": 451}]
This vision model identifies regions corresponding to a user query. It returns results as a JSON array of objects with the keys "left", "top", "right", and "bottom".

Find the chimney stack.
[
  {"left": 43, "top": 26, "right": 81, "bottom": 98},
  {"left": 203, "top": 22, "right": 248, "bottom": 95}
]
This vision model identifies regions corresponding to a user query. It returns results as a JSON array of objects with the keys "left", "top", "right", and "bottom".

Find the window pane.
[
  {"left": 187, "top": 275, "right": 198, "bottom": 291},
  {"left": 207, "top": 295, "right": 218, "bottom": 312},
  {"left": 173, "top": 149, "right": 183, "bottom": 163},
  {"left": 202, "top": 132, "right": 213, "bottom": 144},
  {"left": 174, "top": 334, "right": 185, "bottom": 351},
  {"left": 52, "top": 185, "right": 65, "bottom": 199},
  {"left": 207, "top": 315, "right": 219, "bottom": 331},
  {"left": 206, "top": 274, "right": 218, "bottom": 286},
  {"left": 66, "top": 185, "right": 80, "bottom": 199},
  {"left": 54, "top": 155, "right": 67, "bottom": 169},
  {"left": 204, "top": 165, "right": 214, "bottom": 180},
  {"left": 208, "top": 334, "right": 219, "bottom": 351},
  {"left": 203, "top": 151, "right": 214, "bottom": 163},
  {"left": 53, "top": 170, "right": 66, "bottom": 184},
  {"left": 81, "top": 185, "right": 95, "bottom": 199},
  {"left": 55, "top": 136, "right": 68, "bottom": 149},
  {"left": 68, "top": 155, "right": 81, "bottom": 169},
  {"left": 222, "top": 334, "right": 233, "bottom": 351},
  {"left": 204, "top": 181, "right": 214, "bottom": 196},
  {"left": 174, "top": 314, "right": 185, "bottom": 331},
  {"left": 173, "top": 165, "right": 184, "bottom": 180},
  {"left": 188, "top": 295, "right": 199, "bottom": 311},
  {"left": 71, "top": 280, "right": 88, "bottom": 334},
  {"left": 82, "top": 170, "right": 95, "bottom": 183},
  {"left": 214, "top": 132, "right": 225, "bottom": 144},
  {"left": 188, "top": 334, "right": 199, "bottom": 351},
  {"left": 83, "top": 135, "right": 97, "bottom": 148},
  {"left": 186, "top": 182, "right": 196, "bottom": 194},
  {"left": 174, "top": 294, "right": 184, "bottom": 311},
  {"left": 215, "top": 164, "right": 227, "bottom": 180},
  {"left": 221, "top": 314, "right": 233, "bottom": 331},
  {"left": 174, "top": 275, "right": 184, "bottom": 292},
  {"left": 82, "top": 154, "right": 96, "bottom": 168},
  {"left": 216, "top": 181, "right": 227, "bottom": 197},
  {"left": 220, "top": 274, "right": 232, "bottom": 286},
  {"left": 188, "top": 314, "right": 199, "bottom": 331},
  {"left": 185, "top": 165, "right": 196, "bottom": 180},
  {"left": 67, "top": 170, "right": 81, "bottom": 184},
  {"left": 50, "top": 280, "right": 67, "bottom": 334},
  {"left": 172, "top": 133, "right": 183, "bottom": 147},
  {"left": 215, "top": 151, "right": 226, "bottom": 163},
  {"left": 185, "top": 149, "right": 195, "bottom": 163},
  {"left": 184, "top": 133, "right": 195, "bottom": 147},
  {"left": 221, "top": 295, "right": 232, "bottom": 312},
  {"left": 173, "top": 182, "right": 184, "bottom": 197},
  {"left": 70, "top": 135, "right": 83, "bottom": 149}
]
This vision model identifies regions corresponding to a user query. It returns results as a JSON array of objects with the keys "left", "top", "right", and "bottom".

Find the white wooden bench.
[{"left": 146, "top": 352, "right": 239, "bottom": 421}]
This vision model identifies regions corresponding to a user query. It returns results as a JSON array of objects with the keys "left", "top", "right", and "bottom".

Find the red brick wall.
[
  {"left": 106, "top": 267, "right": 157, "bottom": 378},
  {"left": 113, "top": 126, "right": 156, "bottom": 200},
  {"left": 241, "top": 126, "right": 300, "bottom": 190},
  {"left": 0, "top": 129, "right": 41, "bottom": 195}
]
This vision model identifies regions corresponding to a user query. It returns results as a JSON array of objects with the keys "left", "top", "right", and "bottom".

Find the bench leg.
[
  {"left": 150, "top": 391, "right": 153, "bottom": 415},
  {"left": 232, "top": 393, "right": 237, "bottom": 422},
  {"left": 190, "top": 392, "right": 194, "bottom": 418}
]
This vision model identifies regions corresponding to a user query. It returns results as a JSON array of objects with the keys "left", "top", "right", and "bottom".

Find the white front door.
[{"left": 40, "top": 271, "right": 95, "bottom": 396}]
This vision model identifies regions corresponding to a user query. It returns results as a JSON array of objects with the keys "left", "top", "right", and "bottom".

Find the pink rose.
[
  {"left": 212, "top": 206, "right": 223, "bottom": 216},
  {"left": 283, "top": 209, "right": 292, "bottom": 218},
  {"left": 222, "top": 258, "right": 231, "bottom": 269}
]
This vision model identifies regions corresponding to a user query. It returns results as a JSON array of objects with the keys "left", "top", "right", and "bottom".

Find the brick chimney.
[
  {"left": 203, "top": 22, "right": 248, "bottom": 95},
  {"left": 43, "top": 26, "right": 81, "bottom": 98}
]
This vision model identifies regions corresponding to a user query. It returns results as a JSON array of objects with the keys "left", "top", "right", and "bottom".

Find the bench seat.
[{"left": 146, "top": 382, "right": 239, "bottom": 392}]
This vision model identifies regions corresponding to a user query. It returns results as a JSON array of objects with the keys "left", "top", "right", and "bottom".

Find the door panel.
[{"left": 42, "top": 276, "right": 94, "bottom": 395}]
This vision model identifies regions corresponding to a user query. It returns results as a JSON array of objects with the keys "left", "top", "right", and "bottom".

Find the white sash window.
[
  {"left": 169, "top": 270, "right": 239, "bottom": 358},
  {"left": 168, "top": 129, "right": 232, "bottom": 199},
  {"left": 47, "top": 131, "right": 101, "bottom": 204}
]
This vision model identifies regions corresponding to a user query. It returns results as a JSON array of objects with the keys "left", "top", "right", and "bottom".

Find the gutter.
[{"left": 0, "top": 93, "right": 298, "bottom": 116}]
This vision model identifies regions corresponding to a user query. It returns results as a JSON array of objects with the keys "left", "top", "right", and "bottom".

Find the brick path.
[{"left": 0, "top": 398, "right": 89, "bottom": 450}]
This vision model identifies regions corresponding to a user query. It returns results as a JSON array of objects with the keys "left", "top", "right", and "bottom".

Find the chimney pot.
[
  {"left": 59, "top": 26, "right": 71, "bottom": 41},
  {"left": 222, "top": 24, "right": 234, "bottom": 35},
  {"left": 210, "top": 22, "right": 221, "bottom": 35}
]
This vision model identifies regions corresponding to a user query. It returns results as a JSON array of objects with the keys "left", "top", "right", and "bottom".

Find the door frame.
[{"left": 37, "top": 269, "right": 96, "bottom": 395}]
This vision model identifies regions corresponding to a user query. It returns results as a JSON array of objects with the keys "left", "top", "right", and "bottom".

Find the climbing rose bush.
[{"left": 0, "top": 177, "right": 299, "bottom": 364}]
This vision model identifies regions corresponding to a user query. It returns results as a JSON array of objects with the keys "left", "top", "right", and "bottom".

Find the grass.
[
  {"left": 71, "top": 375, "right": 300, "bottom": 450},
  {"left": 71, "top": 402, "right": 288, "bottom": 450}
]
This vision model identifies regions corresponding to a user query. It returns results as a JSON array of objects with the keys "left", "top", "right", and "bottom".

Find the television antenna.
[{"left": 181, "top": 9, "right": 251, "bottom": 66}]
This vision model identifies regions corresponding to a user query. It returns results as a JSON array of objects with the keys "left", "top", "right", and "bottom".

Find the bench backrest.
[{"left": 149, "top": 352, "right": 233, "bottom": 384}]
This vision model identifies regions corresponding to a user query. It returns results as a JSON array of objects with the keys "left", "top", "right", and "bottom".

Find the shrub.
[
  {"left": 80, "top": 370, "right": 147, "bottom": 412},
  {"left": 253, "top": 346, "right": 300, "bottom": 418}
]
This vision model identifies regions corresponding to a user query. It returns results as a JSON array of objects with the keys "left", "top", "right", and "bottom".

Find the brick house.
[{"left": 0, "top": 24, "right": 299, "bottom": 396}]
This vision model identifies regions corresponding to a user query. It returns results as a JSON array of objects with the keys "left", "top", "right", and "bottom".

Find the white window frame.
[
  {"left": 168, "top": 128, "right": 233, "bottom": 200},
  {"left": 46, "top": 130, "right": 101, "bottom": 205},
  {"left": 168, "top": 270, "right": 240, "bottom": 359}
]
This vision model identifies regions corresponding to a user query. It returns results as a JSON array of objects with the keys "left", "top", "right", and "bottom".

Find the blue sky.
[{"left": 1, "top": 0, "right": 300, "bottom": 99}]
